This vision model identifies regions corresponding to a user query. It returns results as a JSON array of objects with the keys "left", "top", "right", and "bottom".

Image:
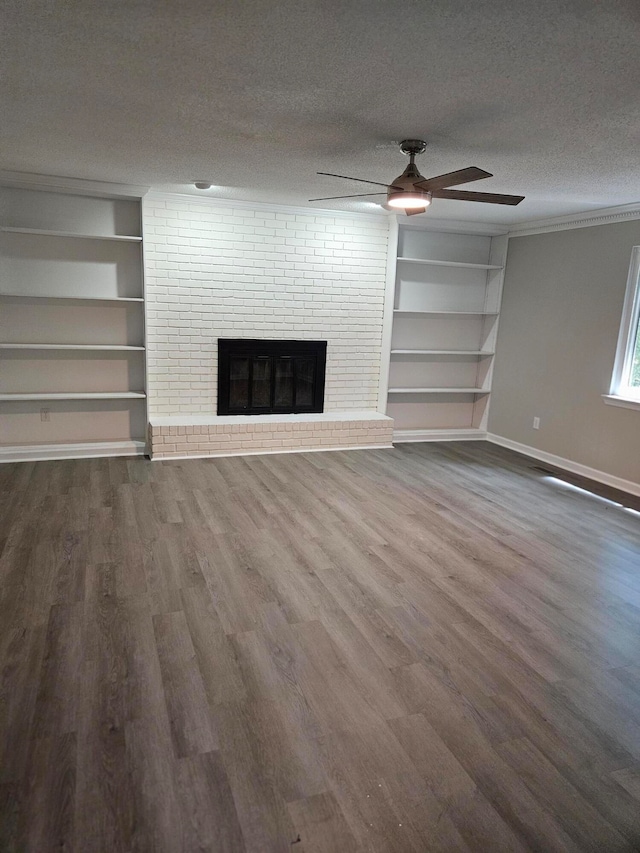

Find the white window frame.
[{"left": 603, "top": 245, "right": 640, "bottom": 411}]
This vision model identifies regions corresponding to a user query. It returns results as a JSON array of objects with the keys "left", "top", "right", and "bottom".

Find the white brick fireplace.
[{"left": 143, "top": 194, "right": 394, "bottom": 458}]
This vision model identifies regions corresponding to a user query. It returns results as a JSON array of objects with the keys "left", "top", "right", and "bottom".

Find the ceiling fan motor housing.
[
  {"left": 390, "top": 139, "right": 429, "bottom": 196},
  {"left": 392, "top": 162, "right": 426, "bottom": 189},
  {"left": 389, "top": 140, "right": 431, "bottom": 205}
]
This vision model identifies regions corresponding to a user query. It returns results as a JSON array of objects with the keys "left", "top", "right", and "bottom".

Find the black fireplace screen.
[{"left": 217, "top": 339, "right": 327, "bottom": 415}]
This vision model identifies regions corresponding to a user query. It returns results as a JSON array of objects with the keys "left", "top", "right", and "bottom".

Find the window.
[{"left": 605, "top": 246, "right": 640, "bottom": 410}]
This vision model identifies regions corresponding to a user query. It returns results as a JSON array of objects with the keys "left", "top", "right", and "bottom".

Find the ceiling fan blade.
[
  {"left": 432, "top": 188, "right": 525, "bottom": 205},
  {"left": 309, "top": 192, "right": 386, "bottom": 201},
  {"left": 317, "top": 172, "right": 399, "bottom": 190},
  {"left": 405, "top": 207, "right": 427, "bottom": 216},
  {"left": 415, "top": 167, "right": 493, "bottom": 192}
]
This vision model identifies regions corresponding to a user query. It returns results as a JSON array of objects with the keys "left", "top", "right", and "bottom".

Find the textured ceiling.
[{"left": 2, "top": 0, "right": 639, "bottom": 225}]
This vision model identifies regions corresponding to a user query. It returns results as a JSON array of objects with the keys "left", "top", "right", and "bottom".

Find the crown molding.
[
  {"left": 145, "top": 189, "right": 394, "bottom": 223},
  {"left": 0, "top": 171, "right": 149, "bottom": 199},
  {"left": 508, "top": 202, "right": 640, "bottom": 237}
]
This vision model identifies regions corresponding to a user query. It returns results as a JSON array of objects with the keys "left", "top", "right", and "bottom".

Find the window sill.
[{"left": 602, "top": 394, "right": 640, "bottom": 412}]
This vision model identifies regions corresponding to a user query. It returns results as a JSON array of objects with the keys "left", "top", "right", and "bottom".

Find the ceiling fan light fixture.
[
  {"left": 387, "top": 190, "right": 432, "bottom": 210},
  {"left": 312, "top": 140, "right": 524, "bottom": 209}
]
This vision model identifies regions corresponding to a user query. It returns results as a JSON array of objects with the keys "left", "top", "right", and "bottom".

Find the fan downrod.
[{"left": 399, "top": 139, "right": 428, "bottom": 157}]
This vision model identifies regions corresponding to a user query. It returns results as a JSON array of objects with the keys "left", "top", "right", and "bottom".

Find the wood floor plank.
[
  {"left": 143, "top": 538, "right": 183, "bottom": 615},
  {"left": 611, "top": 765, "right": 640, "bottom": 802},
  {"left": 451, "top": 618, "right": 640, "bottom": 772},
  {"left": 489, "top": 689, "right": 640, "bottom": 839},
  {"left": 74, "top": 693, "right": 132, "bottom": 853},
  {"left": 287, "top": 619, "right": 386, "bottom": 736},
  {"left": 22, "top": 733, "right": 76, "bottom": 853},
  {"left": 180, "top": 585, "right": 247, "bottom": 706},
  {"left": 153, "top": 609, "right": 218, "bottom": 757},
  {"left": 164, "top": 524, "right": 208, "bottom": 590},
  {"left": 316, "top": 720, "right": 472, "bottom": 852},
  {"left": 551, "top": 673, "right": 640, "bottom": 758},
  {"left": 31, "top": 601, "right": 84, "bottom": 738},
  {"left": 212, "top": 699, "right": 302, "bottom": 853},
  {"left": 230, "top": 626, "right": 322, "bottom": 743},
  {"left": 0, "top": 625, "right": 47, "bottom": 786},
  {"left": 388, "top": 714, "right": 529, "bottom": 852},
  {"left": 315, "top": 607, "right": 409, "bottom": 720},
  {"left": 75, "top": 563, "right": 135, "bottom": 853},
  {"left": 52, "top": 529, "right": 87, "bottom": 606},
  {"left": 287, "top": 791, "right": 359, "bottom": 853},
  {"left": 226, "top": 694, "right": 327, "bottom": 804},
  {"left": 119, "top": 593, "right": 169, "bottom": 724},
  {"left": 125, "top": 715, "right": 186, "bottom": 852},
  {"left": 497, "top": 735, "right": 630, "bottom": 851},
  {"left": 112, "top": 528, "right": 148, "bottom": 599},
  {"left": 397, "top": 724, "right": 528, "bottom": 853},
  {"left": 110, "top": 482, "right": 138, "bottom": 533},
  {"left": 1, "top": 441, "right": 639, "bottom": 850},
  {"left": 0, "top": 782, "right": 20, "bottom": 852},
  {"left": 198, "top": 530, "right": 280, "bottom": 634},
  {"left": 150, "top": 479, "right": 184, "bottom": 524},
  {"left": 390, "top": 662, "right": 584, "bottom": 851},
  {"left": 175, "top": 751, "right": 247, "bottom": 852}
]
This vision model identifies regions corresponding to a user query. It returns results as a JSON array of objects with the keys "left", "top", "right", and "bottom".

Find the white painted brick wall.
[
  {"left": 143, "top": 195, "right": 390, "bottom": 416},
  {"left": 148, "top": 413, "right": 394, "bottom": 459}
]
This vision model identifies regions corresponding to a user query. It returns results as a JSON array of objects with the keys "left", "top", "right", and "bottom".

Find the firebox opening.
[{"left": 217, "top": 339, "right": 327, "bottom": 415}]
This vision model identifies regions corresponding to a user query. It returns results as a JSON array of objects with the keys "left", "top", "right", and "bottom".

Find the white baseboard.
[
  {"left": 151, "top": 443, "right": 394, "bottom": 462},
  {"left": 486, "top": 433, "right": 640, "bottom": 498},
  {"left": 393, "top": 428, "right": 487, "bottom": 443},
  {"left": 0, "top": 440, "right": 147, "bottom": 463}
]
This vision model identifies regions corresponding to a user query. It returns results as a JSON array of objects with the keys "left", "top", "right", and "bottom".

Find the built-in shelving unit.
[
  {"left": 0, "top": 184, "right": 147, "bottom": 461},
  {"left": 387, "top": 225, "right": 508, "bottom": 442}
]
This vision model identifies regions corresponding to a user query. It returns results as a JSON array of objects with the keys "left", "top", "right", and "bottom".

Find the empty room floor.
[{"left": 1, "top": 442, "right": 640, "bottom": 852}]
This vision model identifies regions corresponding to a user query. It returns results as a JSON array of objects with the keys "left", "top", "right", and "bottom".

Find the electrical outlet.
[
  {"left": 40, "top": 408, "right": 50, "bottom": 422},
  {"left": 533, "top": 416, "right": 540, "bottom": 430}
]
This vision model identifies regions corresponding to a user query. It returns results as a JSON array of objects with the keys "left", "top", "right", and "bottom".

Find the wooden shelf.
[
  {"left": 0, "top": 343, "right": 145, "bottom": 351},
  {"left": 390, "top": 349, "right": 495, "bottom": 356},
  {"left": 393, "top": 309, "right": 499, "bottom": 316},
  {"left": 387, "top": 387, "right": 490, "bottom": 395},
  {"left": 0, "top": 226, "right": 142, "bottom": 242},
  {"left": 0, "top": 392, "right": 146, "bottom": 401},
  {"left": 0, "top": 293, "right": 144, "bottom": 302},
  {"left": 397, "top": 256, "right": 502, "bottom": 270}
]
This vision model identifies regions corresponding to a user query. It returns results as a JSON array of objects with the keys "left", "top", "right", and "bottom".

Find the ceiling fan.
[{"left": 310, "top": 139, "right": 524, "bottom": 215}]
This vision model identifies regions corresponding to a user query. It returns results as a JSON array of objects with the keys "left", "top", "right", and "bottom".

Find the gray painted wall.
[{"left": 489, "top": 219, "right": 640, "bottom": 486}]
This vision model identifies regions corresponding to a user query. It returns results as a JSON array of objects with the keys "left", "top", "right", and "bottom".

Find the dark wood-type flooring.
[{"left": 1, "top": 441, "right": 640, "bottom": 852}]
